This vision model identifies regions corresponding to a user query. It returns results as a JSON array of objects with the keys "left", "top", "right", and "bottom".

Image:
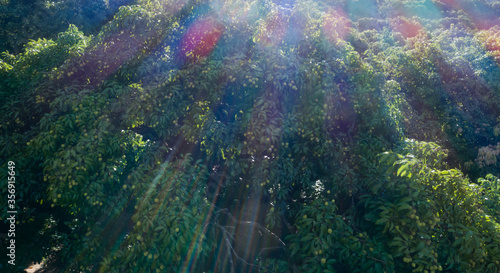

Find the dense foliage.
[
  {"left": 0, "top": 0, "right": 135, "bottom": 54},
  {"left": 1, "top": 0, "right": 500, "bottom": 272}
]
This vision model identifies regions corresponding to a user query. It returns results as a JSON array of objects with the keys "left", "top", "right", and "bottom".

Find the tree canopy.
[{"left": 1, "top": 0, "right": 500, "bottom": 272}]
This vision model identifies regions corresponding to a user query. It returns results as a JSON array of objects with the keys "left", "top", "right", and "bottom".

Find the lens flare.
[
  {"left": 390, "top": 16, "right": 424, "bottom": 39},
  {"left": 180, "top": 17, "right": 224, "bottom": 61}
]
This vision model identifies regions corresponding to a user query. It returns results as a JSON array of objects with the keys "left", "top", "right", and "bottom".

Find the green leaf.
[{"left": 397, "top": 164, "right": 408, "bottom": 177}]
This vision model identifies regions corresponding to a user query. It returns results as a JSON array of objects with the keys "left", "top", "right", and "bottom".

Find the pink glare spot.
[
  {"left": 180, "top": 17, "right": 224, "bottom": 61},
  {"left": 440, "top": 0, "right": 457, "bottom": 6},
  {"left": 390, "top": 17, "right": 424, "bottom": 39},
  {"left": 323, "top": 9, "right": 351, "bottom": 43}
]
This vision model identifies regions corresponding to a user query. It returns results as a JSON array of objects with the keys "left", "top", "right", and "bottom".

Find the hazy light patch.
[
  {"left": 466, "top": 8, "right": 500, "bottom": 30},
  {"left": 67, "top": 26, "right": 155, "bottom": 87},
  {"left": 434, "top": 0, "right": 500, "bottom": 30},
  {"left": 403, "top": 1, "right": 443, "bottom": 21},
  {"left": 347, "top": 0, "right": 378, "bottom": 21},
  {"left": 255, "top": 10, "right": 289, "bottom": 48},
  {"left": 159, "top": 0, "right": 190, "bottom": 17},
  {"left": 322, "top": 8, "right": 351, "bottom": 44},
  {"left": 210, "top": 0, "right": 260, "bottom": 26}
]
